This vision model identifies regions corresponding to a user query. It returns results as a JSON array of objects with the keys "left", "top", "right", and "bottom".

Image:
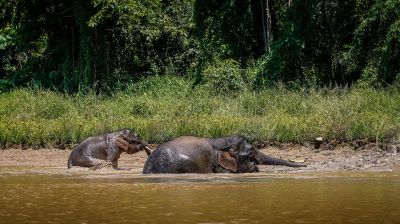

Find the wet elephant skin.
[
  {"left": 143, "top": 135, "right": 305, "bottom": 174},
  {"left": 68, "top": 129, "right": 151, "bottom": 169}
]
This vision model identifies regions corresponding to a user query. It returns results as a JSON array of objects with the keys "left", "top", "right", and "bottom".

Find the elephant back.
[{"left": 142, "top": 136, "right": 215, "bottom": 174}]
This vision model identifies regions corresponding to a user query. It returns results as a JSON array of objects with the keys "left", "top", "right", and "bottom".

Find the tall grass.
[{"left": 1, "top": 76, "right": 399, "bottom": 147}]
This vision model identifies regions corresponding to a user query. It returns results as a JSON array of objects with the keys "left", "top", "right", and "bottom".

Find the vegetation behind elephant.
[
  {"left": 68, "top": 129, "right": 152, "bottom": 169},
  {"left": 143, "top": 136, "right": 305, "bottom": 174}
]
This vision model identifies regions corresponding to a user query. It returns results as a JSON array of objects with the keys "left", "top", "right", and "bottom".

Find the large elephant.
[
  {"left": 68, "top": 129, "right": 152, "bottom": 169},
  {"left": 143, "top": 135, "right": 305, "bottom": 174}
]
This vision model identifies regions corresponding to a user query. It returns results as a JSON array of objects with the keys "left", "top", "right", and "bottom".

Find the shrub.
[{"left": 203, "top": 59, "right": 246, "bottom": 94}]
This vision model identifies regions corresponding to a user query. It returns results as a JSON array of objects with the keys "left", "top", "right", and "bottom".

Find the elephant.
[
  {"left": 68, "top": 129, "right": 152, "bottom": 169},
  {"left": 143, "top": 135, "right": 305, "bottom": 174}
]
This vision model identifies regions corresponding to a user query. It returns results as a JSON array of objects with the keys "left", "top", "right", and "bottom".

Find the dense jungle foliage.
[{"left": 1, "top": 0, "right": 400, "bottom": 92}]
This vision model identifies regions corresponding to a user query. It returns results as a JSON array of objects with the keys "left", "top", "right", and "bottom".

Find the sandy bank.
[{"left": 1, "top": 143, "right": 399, "bottom": 174}]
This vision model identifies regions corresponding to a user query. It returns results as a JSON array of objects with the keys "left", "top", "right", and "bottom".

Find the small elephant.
[
  {"left": 68, "top": 129, "right": 152, "bottom": 169},
  {"left": 143, "top": 135, "right": 305, "bottom": 174}
]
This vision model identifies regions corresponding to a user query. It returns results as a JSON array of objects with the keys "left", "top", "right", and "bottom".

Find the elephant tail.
[{"left": 67, "top": 155, "right": 73, "bottom": 169}]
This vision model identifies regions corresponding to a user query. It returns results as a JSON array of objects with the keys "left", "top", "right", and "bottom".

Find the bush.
[{"left": 202, "top": 59, "right": 246, "bottom": 94}]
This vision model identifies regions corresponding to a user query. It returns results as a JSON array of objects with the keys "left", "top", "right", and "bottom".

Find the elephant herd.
[{"left": 68, "top": 129, "right": 306, "bottom": 173}]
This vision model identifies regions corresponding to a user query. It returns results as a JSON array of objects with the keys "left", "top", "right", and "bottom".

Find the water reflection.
[{"left": 0, "top": 171, "right": 399, "bottom": 224}]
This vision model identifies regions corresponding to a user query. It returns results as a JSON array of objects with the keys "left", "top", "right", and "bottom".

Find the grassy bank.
[{"left": 0, "top": 76, "right": 399, "bottom": 147}]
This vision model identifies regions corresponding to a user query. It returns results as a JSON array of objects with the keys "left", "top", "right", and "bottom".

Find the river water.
[{"left": 0, "top": 170, "right": 399, "bottom": 224}]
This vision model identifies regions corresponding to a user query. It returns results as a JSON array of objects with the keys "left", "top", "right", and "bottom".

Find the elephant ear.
[
  {"left": 115, "top": 137, "right": 129, "bottom": 151},
  {"left": 217, "top": 151, "right": 237, "bottom": 172}
]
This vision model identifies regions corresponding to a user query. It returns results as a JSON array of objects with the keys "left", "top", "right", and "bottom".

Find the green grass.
[{"left": 1, "top": 76, "right": 400, "bottom": 147}]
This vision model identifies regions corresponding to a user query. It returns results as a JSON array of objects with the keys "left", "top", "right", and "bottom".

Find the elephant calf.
[
  {"left": 68, "top": 129, "right": 152, "bottom": 169},
  {"left": 143, "top": 135, "right": 306, "bottom": 174}
]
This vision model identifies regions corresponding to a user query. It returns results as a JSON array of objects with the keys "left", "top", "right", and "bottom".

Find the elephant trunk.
[
  {"left": 139, "top": 140, "right": 152, "bottom": 156},
  {"left": 254, "top": 150, "right": 306, "bottom": 167}
]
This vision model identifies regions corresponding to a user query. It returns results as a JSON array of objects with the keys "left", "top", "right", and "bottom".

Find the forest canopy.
[{"left": 1, "top": 0, "right": 399, "bottom": 92}]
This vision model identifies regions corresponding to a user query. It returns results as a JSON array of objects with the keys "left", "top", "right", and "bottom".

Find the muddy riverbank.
[{"left": 1, "top": 143, "right": 399, "bottom": 174}]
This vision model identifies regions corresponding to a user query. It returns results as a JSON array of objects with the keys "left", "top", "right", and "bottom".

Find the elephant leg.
[
  {"left": 86, "top": 158, "right": 113, "bottom": 170},
  {"left": 89, "top": 161, "right": 113, "bottom": 170},
  {"left": 111, "top": 160, "right": 117, "bottom": 168}
]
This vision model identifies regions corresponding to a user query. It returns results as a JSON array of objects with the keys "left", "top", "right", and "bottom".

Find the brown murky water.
[{"left": 0, "top": 170, "right": 399, "bottom": 224}]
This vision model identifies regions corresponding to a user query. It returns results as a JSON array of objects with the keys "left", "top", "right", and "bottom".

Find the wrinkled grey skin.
[
  {"left": 143, "top": 135, "right": 305, "bottom": 174},
  {"left": 68, "top": 129, "right": 151, "bottom": 169}
]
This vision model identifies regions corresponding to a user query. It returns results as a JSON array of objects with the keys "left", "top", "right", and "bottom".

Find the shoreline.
[{"left": 1, "top": 143, "right": 399, "bottom": 175}]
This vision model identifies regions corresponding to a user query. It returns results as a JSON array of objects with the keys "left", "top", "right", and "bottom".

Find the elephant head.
[
  {"left": 215, "top": 137, "right": 305, "bottom": 173},
  {"left": 115, "top": 129, "right": 152, "bottom": 155},
  {"left": 213, "top": 136, "right": 259, "bottom": 173}
]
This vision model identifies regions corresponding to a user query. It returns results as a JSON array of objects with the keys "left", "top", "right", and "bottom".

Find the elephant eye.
[
  {"left": 249, "top": 150, "right": 255, "bottom": 157},
  {"left": 238, "top": 150, "right": 251, "bottom": 157}
]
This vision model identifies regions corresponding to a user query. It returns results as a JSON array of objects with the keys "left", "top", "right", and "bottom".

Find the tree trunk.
[
  {"left": 265, "top": 0, "right": 273, "bottom": 54},
  {"left": 261, "top": 0, "right": 273, "bottom": 54}
]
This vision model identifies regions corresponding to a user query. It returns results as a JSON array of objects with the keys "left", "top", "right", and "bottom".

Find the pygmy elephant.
[
  {"left": 143, "top": 135, "right": 305, "bottom": 174},
  {"left": 68, "top": 129, "right": 152, "bottom": 169}
]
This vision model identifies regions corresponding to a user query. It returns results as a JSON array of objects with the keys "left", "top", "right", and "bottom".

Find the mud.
[{"left": 1, "top": 143, "right": 399, "bottom": 174}]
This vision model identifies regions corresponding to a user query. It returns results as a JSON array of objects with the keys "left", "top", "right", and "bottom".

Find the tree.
[{"left": 0, "top": 0, "right": 197, "bottom": 92}]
